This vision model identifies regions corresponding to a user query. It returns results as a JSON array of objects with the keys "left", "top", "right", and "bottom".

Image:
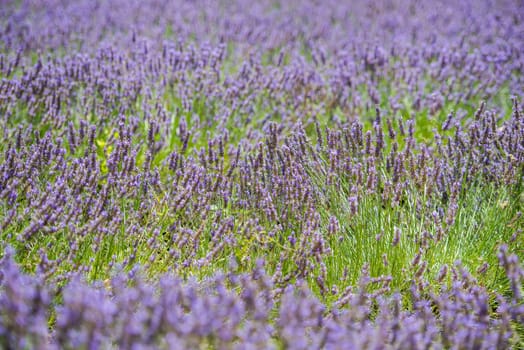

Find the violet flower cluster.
[{"left": 1, "top": 246, "right": 524, "bottom": 349}]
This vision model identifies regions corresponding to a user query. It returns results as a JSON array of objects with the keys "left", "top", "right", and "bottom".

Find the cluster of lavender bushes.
[
  {"left": 1, "top": 0, "right": 523, "bottom": 348},
  {"left": 2, "top": 246, "right": 524, "bottom": 349}
]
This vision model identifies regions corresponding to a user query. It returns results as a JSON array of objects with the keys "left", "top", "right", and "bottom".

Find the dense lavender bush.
[
  {"left": 0, "top": 0, "right": 523, "bottom": 348},
  {"left": 1, "top": 246, "right": 523, "bottom": 349}
]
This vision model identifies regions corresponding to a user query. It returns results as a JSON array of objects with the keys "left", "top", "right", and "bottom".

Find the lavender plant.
[{"left": 0, "top": 0, "right": 523, "bottom": 348}]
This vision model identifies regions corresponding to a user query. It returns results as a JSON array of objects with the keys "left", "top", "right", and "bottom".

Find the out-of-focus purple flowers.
[{"left": 1, "top": 246, "right": 524, "bottom": 348}]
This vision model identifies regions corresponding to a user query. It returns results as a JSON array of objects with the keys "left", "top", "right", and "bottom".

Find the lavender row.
[
  {"left": 0, "top": 96, "right": 522, "bottom": 288},
  {"left": 2, "top": 1, "right": 523, "bottom": 57},
  {"left": 0, "top": 36, "right": 522, "bottom": 139},
  {"left": 1, "top": 245, "right": 524, "bottom": 349},
  {"left": 1, "top": 1, "right": 523, "bottom": 134}
]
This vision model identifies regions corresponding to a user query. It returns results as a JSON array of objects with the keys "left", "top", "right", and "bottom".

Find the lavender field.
[{"left": 0, "top": 0, "right": 523, "bottom": 348}]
